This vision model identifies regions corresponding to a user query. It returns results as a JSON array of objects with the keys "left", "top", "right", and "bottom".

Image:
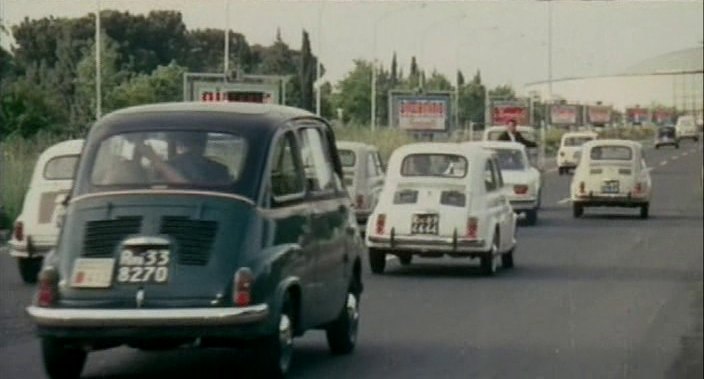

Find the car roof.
[
  {"left": 393, "top": 142, "right": 491, "bottom": 160},
  {"left": 337, "top": 141, "right": 376, "bottom": 151},
  {"left": 485, "top": 125, "right": 534, "bottom": 132},
  {"left": 468, "top": 141, "right": 527, "bottom": 153},
  {"left": 562, "top": 131, "right": 598, "bottom": 138},
  {"left": 38, "top": 139, "right": 84, "bottom": 159},
  {"left": 582, "top": 139, "right": 642, "bottom": 149}
]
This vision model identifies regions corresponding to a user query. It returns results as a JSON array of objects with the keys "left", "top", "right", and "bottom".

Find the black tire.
[
  {"left": 326, "top": 289, "right": 360, "bottom": 355},
  {"left": 675, "top": 144, "right": 680, "bottom": 149},
  {"left": 41, "top": 338, "right": 87, "bottom": 379},
  {"left": 573, "top": 203, "right": 584, "bottom": 218},
  {"left": 398, "top": 255, "right": 412, "bottom": 266},
  {"left": 558, "top": 167, "right": 564, "bottom": 176},
  {"left": 369, "top": 249, "right": 386, "bottom": 274},
  {"left": 18, "top": 257, "right": 43, "bottom": 284},
  {"left": 256, "top": 296, "right": 295, "bottom": 378},
  {"left": 501, "top": 248, "right": 514, "bottom": 269},
  {"left": 640, "top": 204, "right": 649, "bottom": 219},
  {"left": 655, "top": 145, "right": 660, "bottom": 150},
  {"left": 525, "top": 209, "right": 538, "bottom": 226}
]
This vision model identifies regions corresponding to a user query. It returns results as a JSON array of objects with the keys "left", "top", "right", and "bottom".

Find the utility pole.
[
  {"left": 95, "top": 0, "right": 102, "bottom": 120},
  {"left": 223, "top": 0, "right": 230, "bottom": 74}
]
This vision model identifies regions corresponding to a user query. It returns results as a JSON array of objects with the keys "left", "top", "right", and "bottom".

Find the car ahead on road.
[
  {"left": 336, "top": 141, "right": 385, "bottom": 227},
  {"left": 8, "top": 139, "right": 83, "bottom": 284},
  {"left": 557, "top": 131, "right": 598, "bottom": 175},
  {"left": 571, "top": 140, "right": 652, "bottom": 219},
  {"left": 475, "top": 141, "right": 542, "bottom": 225},
  {"left": 365, "top": 143, "right": 517, "bottom": 276},
  {"left": 675, "top": 115, "right": 699, "bottom": 142},
  {"left": 26, "top": 102, "right": 364, "bottom": 379},
  {"left": 483, "top": 125, "right": 541, "bottom": 169},
  {"left": 654, "top": 125, "right": 680, "bottom": 149}
]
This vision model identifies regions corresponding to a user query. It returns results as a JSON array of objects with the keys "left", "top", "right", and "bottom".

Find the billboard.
[
  {"left": 626, "top": 107, "right": 650, "bottom": 124},
  {"left": 192, "top": 82, "right": 279, "bottom": 104},
  {"left": 491, "top": 100, "right": 529, "bottom": 125},
  {"left": 391, "top": 94, "right": 451, "bottom": 132},
  {"left": 550, "top": 104, "right": 579, "bottom": 125},
  {"left": 587, "top": 105, "right": 612, "bottom": 124},
  {"left": 652, "top": 109, "right": 673, "bottom": 124}
]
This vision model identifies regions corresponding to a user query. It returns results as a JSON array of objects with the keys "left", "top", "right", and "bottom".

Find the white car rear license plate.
[
  {"left": 71, "top": 258, "right": 115, "bottom": 288},
  {"left": 116, "top": 248, "right": 170, "bottom": 284},
  {"left": 601, "top": 180, "right": 620, "bottom": 194},
  {"left": 411, "top": 214, "right": 439, "bottom": 235}
]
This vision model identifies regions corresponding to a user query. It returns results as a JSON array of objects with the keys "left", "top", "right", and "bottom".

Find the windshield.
[
  {"left": 338, "top": 149, "right": 356, "bottom": 167},
  {"left": 401, "top": 154, "right": 467, "bottom": 178},
  {"left": 491, "top": 148, "right": 525, "bottom": 171},
  {"left": 90, "top": 131, "right": 247, "bottom": 189},
  {"left": 564, "top": 136, "right": 594, "bottom": 147},
  {"left": 658, "top": 128, "right": 676, "bottom": 137},
  {"left": 589, "top": 145, "right": 633, "bottom": 161},
  {"left": 43, "top": 155, "right": 80, "bottom": 180}
]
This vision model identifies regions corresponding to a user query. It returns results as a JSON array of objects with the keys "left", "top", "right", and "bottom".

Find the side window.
[
  {"left": 493, "top": 159, "right": 504, "bottom": 188},
  {"left": 298, "top": 127, "right": 336, "bottom": 192},
  {"left": 484, "top": 161, "right": 498, "bottom": 192},
  {"left": 270, "top": 132, "right": 304, "bottom": 200},
  {"left": 373, "top": 152, "right": 384, "bottom": 175},
  {"left": 367, "top": 153, "right": 377, "bottom": 177}
]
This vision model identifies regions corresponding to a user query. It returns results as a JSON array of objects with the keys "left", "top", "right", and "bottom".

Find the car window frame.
[
  {"left": 293, "top": 122, "right": 344, "bottom": 199},
  {"left": 43, "top": 154, "right": 81, "bottom": 181},
  {"left": 268, "top": 130, "right": 307, "bottom": 206}
]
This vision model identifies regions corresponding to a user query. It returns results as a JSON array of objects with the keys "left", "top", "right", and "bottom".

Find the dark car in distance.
[
  {"left": 654, "top": 125, "right": 679, "bottom": 149},
  {"left": 27, "top": 102, "right": 365, "bottom": 378}
]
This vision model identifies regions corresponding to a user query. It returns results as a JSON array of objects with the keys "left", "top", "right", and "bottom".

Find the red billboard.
[
  {"left": 626, "top": 107, "right": 650, "bottom": 124},
  {"left": 395, "top": 96, "right": 450, "bottom": 131},
  {"left": 652, "top": 109, "right": 673, "bottom": 124},
  {"left": 550, "top": 104, "right": 579, "bottom": 125},
  {"left": 492, "top": 101, "right": 529, "bottom": 125},
  {"left": 587, "top": 105, "right": 612, "bottom": 124}
]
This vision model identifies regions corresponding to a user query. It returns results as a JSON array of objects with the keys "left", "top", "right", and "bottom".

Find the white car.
[
  {"left": 570, "top": 140, "right": 652, "bottom": 219},
  {"left": 483, "top": 125, "right": 540, "bottom": 168},
  {"left": 476, "top": 141, "right": 542, "bottom": 225},
  {"left": 337, "top": 141, "right": 385, "bottom": 226},
  {"left": 366, "top": 143, "right": 517, "bottom": 276},
  {"left": 675, "top": 115, "right": 699, "bottom": 142},
  {"left": 8, "top": 139, "right": 83, "bottom": 283},
  {"left": 557, "top": 131, "right": 598, "bottom": 175}
]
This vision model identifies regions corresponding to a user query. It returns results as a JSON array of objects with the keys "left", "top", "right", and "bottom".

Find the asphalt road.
[{"left": 1, "top": 140, "right": 702, "bottom": 379}]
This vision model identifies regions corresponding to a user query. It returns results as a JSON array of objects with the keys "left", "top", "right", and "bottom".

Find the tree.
[
  {"left": 457, "top": 70, "right": 465, "bottom": 88},
  {"left": 424, "top": 70, "right": 452, "bottom": 91},
  {"left": 458, "top": 69, "right": 486, "bottom": 126},
  {"left": 0, "top": 77, "right": 62, "bottom": 139},
  {"left": 108, "top": 62, "right": 185, "bottom": 109},
  {"left": 390, "top": 52, "right": 398, "bottom": 87},
  {"left": 408, "top": 56, "right": 420, "bottom": 89},
  {"left": 298, "top": 30, "right": 315, "bottom": 111},
  {"left": 335, "top": 60, "right": 372, "bottom": 124},
  {"left": 489, "top": 84, "right": 516, "bottom": 100}
]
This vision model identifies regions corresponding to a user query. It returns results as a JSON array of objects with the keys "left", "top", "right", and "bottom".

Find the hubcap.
[
  {"left": 346, "top": 293, "right": 360, "bottom": 342},
  {"left": 278, "top": 314, "right": 293, "bottom": 371}
]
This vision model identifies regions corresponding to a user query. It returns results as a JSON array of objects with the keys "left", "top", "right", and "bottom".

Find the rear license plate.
[
  {"left": 71, "top": 258, "right": 115, "bottom": 288},
  {"left": 411, "top": 214, "right": 439, "bottom": 235},
  {"left": 116, "top": 248, "right": 170, "bottom": 284},
  {"left": 601, "top": 180, "right": 620, "bottom": 194}
]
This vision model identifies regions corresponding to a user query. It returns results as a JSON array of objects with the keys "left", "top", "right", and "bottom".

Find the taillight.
[
  {"left": 233, "top": 268, "right": 254, "bottom": 307},
  {"left": 375, "top": 214, "right": 386, "bottom": 235},
  {"left": 13, "top": 221, "right": 24, "bottom": 241},
  {"left": 513, "top": 185, "right": 529, "bottom": 195},
  {"left": 466, "top": 217, "right": 478, "bottom": 239},
  {"left": 37, "top": 267, "right": 59, "bottom": 307},
  {"left": 356, "top": 195, "right": 364, "bottom": 209},
  {"left": 579, "top": 182, "right": 586, "bottom": 194},
  {"left": 635, "top": 183, "right": 643, "bottom": 193}
]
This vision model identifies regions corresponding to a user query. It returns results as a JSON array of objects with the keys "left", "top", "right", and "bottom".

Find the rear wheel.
[
  {"left": 501, "top": 248, "right": 514, "bottom": 269},
  {"left": 41, "top": 338, "right": 87, "bottom": 379},
  {"left": 18, "top": 257, "right": 43, "bottom": 284},
  {"left": 558, "top": 167, "right": 564, "bottom": 176},
  {"left": 257, "top": 296, "right": 295, "bottom": 378},
  {"left": 326, "top": 289, "right": 360, "bottom": 355},
  {"left": 525, "top": 209, "right": 538, "bottom": 226},
  {"left": 398, "top": 255, "right": 412, "bottom": 266},
  {"left": 369, "top": 249, "right": 386, "bottom": 274},
  {"left": 573, "top": 203, "right": 584, "bottom": 218},
  {"left": 655, "top": 144, "right": 660, "bottom": 150},
  {"left": 480, "top": 232, "right": 499, "bottom": 276},
  {"left": 640, "top": 203, "right": 649, "bottom": 219}
]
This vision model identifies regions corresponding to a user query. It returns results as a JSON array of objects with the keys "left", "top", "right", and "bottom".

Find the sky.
[{"left": 1, "top": 0, "right": 702, "bottom": 93}]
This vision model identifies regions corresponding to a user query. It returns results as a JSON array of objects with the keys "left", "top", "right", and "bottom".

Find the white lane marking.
[
  {"left": 546, "top": 168, "right": 558, "bottom": 174},
  {"left": 682, "top": 151, "right": 689, "bottom": 157},
  {"left": 557, "top": 197, "right": 571, "bottom": 205},
  {"left": 671, "top": 155, "right": 679, "bottom": 161},
  {"left": 660, "top": 161, "right": 668, "bottom": 166}
]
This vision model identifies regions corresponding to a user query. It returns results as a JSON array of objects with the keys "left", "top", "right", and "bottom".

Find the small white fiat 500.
[
  {"left": 571, "top": 140, "right": 652, "bottom": 219},
  {"left": 557, "top": 131, "right": 598, "bottom": 175},
  {"left": 366, "top": 143, "right": 517, "bottom": 276},
  {"left": 476, "top": 141, "right": 542, "bottom": 225},
  {"left": 8, "top": 139, "right": 83, "bottom": 283},
  {"left": 337, "top": 141, "right": 385, "bottom": 226}
]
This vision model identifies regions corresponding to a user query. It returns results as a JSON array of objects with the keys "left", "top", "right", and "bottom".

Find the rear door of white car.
[{"left": 484, "top": 159, "right": 512, "bottom": 251}]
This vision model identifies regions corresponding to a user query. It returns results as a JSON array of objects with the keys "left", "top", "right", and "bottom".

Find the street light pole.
[
  {"left": 315, "top": 3, "right": 323, "bottom": 116},
  {"left": 223, "top": 0, "right": 230, "bottom": 74},
  {"left": 95, "top": 0, "right": 102, "bottom": 120},
  {"left": 542, "top": 0, "right": 553, "bottom": 169}
]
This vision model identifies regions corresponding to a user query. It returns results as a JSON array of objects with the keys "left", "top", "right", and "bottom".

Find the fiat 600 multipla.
[
  {"left": 475, "top": 141, "right": 542, "bottom": 225},
  {"left": 365, "top": 143, "right": 517, "bottom": 276},
  {"left": 571, "top": 140, "right": 652, "bottom": 219},
  {"left": 8, "top": 139, "right": 83, "bottom": 283},
  {"left": 26, "top": 102, "right": 364, "bottom": 378}
]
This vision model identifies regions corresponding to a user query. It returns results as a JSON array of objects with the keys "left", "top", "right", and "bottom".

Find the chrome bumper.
[
  {"left": 509, "top": 199, "right": 538, "bottom": 211},
  {"left": 368, "top": 234, "right": 485, "bottom": 251},
  {"left": 7, "top": 241, "right": 53, "bottom": 258},
  {"left": 27, "top": 304, "right": 269, "bottom": 328}
]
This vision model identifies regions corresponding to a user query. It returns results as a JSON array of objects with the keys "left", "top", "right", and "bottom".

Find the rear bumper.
[
  {"left": 573, "top": 193, "right": 648, "bottom": 207},
  {"left": 367, "top": 234, "right": 487, "bottom": 253},
  {"left": 7, "top": 240, "right": 54, "bottom": 259},
  {"left": 27, "top": 304, "right": 269, "bottom": 329},
  {"left": 509, "top": 199, "right": 538, "bottom": 211}
]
